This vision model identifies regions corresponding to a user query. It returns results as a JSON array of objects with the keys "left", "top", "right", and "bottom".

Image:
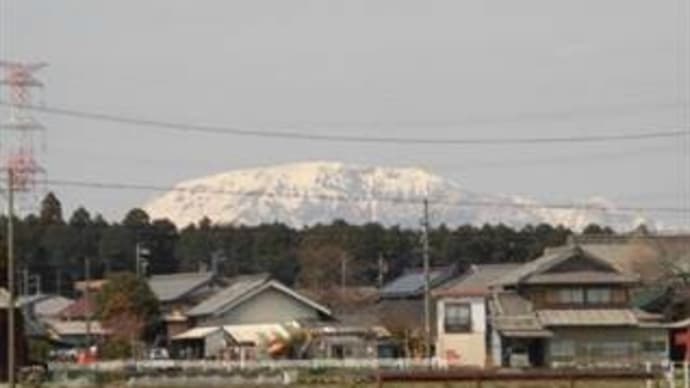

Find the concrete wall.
[
  {"left": 210, "top": 287, "right": 321, "bottom": 325},
  {"left": 435, "top": 296, "right": 487, "bottom": 367}
]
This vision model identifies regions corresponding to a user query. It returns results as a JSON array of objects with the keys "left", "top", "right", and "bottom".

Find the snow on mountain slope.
[{"left": 143, "top": 161, "right": 647, "bottom": 230}]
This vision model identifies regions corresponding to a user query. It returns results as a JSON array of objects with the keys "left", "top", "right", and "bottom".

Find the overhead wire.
[
  {"left": 0, "top": 101, "right": 687, "bottom": 145},
  {"left": 16, "top": 177, "right": 688, "bottom": 217}
]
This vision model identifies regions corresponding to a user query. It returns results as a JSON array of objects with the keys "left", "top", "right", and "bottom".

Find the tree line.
[{"left": 0, "top": 193, "right": 615, "bottom": 296}]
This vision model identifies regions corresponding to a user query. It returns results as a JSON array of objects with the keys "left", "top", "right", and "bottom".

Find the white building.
[{"left": 434, "top": 264, "right": 521, "bottom": 367}]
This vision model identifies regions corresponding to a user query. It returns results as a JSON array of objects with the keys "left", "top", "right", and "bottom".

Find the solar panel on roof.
[{"left": 380, "top": 268, "right": 449, "bottom": 297}]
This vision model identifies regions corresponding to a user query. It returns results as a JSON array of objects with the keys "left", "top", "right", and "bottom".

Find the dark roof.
[
  {"left": 435, "top": 264, "right": 522, "bottom": 297},
  {"left": 148, "top": 271, "right": 216, "bottom": 302},
  {"left": 380, "top": 265, "right": 457, "bottom": 299}
]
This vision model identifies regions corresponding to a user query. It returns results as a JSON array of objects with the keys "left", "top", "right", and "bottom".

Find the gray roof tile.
[
  {"left": 148, "top": 271, "right": 216, "bottom": 302},
  {"left": 537, "top": 309, "right": 639, "bottom": 326},
  {"left": 435, "top": 264, "right": 522, "bottom": 297},
  {"left": 185, "top": 274, "right": 269, "bottom": 317}
]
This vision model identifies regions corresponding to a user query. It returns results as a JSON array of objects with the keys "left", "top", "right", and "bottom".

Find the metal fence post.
[
  {"left": 646, "top": 362, "right": 653, "bottom": 388},
  {"left": 670, "top": 363, "right": 677, "bottom": 388}
]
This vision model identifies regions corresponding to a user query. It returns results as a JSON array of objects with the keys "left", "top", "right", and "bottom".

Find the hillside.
[{"left": 144, "top": 161, "right": 646, "bottom": 230}]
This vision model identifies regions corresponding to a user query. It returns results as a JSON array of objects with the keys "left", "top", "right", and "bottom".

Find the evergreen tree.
[{"left": 39, "top": 192, "right": 63, "bottom": 225}]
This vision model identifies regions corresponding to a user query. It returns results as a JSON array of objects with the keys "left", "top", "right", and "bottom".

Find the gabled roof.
[
  {"left": 380, "top": 265, "right": 457, "bottom": 299},
  {"left": 434, "top": 264, "right": 522, "bottom": 298},
  {"left": 186, "top": 275, "right": 332, "bottom": 318},
  {"left": 18, "top": 294, "right": 73, "bottom": 317},
  {"left": 147, "top": 271, "right": 217, "bottom": 303},
  {"left": 186, "top": 274, "right": 269, "bottom": 316},
  {"left": 492, "top": 245, "right": 636, "bottom": 287}
]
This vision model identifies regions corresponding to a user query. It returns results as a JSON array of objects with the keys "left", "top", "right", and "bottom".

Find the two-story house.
[
  {"left": 489, "top": 245, "right": 668, "bottom": 368},
  {"left": 433, "top": 264, "right": 521, "bottom": 367}
]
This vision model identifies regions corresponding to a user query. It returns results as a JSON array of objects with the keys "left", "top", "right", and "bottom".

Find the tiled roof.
[
  {"left": 435, "top": 264, "right": 521, "bottom": 297},
  {"left": 492, "top": 292, "right": 533, "bottom": 315},
  {"left": 492, "top": 245, "right": 627, "bottom": 287},
  {"left": 19, "top": 294, "right": 74, "bottom": 317},
  {"left": 147, "top": 271, "right": 216, "bottom": 302},
  {"left": 493, "top": 315, "right": 545, "bottom": 332},
  {"left": 491, "top": 246, "right": 575, "bottom": 286},
  {"left": 185, "top": 274, "right": 270, "bottom": 317},
  {"left": 380, "top": 265, "right": 456, "bottom": 298},
  {"left": 578, "top": 236, "right": 690, "bottom": 284},
  {"left": 536, "top": 309, "right": 639, "bottom": 326}
]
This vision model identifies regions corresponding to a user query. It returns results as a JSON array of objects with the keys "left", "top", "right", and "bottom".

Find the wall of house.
[
  {"left": 545, "top": 327, "right": 668, "bottom": 368},
  {"left": 435, "top": 296, "right": 487, "bottom": 367},
  {"left": 203, "top": 330, "right": 229, "bottom": 358},
  {"left": 208, "top": 287, "right": 322, "bottom": 325},
  {"left": 524, "top": 286, "right": 631, "bottom": 310}
]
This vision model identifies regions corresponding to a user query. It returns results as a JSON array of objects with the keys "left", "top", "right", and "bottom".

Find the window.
[
  {"left": 586, "top": 341, "right": 636, "bottom": 360},
  {"left": 550, "top": 339, "right": 576, "bottom": 362},
  {"left": 557, "top": 288, "right": 584, "bottom": 304},
  {"left": 642, "top": 336, "right": 667, "bottom": 354},
  {"left": 444, "top": 303, "right": 472, "bottom": 333},
  {"left": 586, "top": 288, "right": 612, "bottom": 305}
]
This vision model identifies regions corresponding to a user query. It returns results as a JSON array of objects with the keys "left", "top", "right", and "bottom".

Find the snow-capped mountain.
[{"left": 143, "top": 161, "right": 648, "bottom": 230}]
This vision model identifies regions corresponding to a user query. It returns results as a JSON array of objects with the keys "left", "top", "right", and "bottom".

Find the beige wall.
[
  {"left": 210, "top": 287, "right": 321, "bottom": 325},
  {"left": 436, "top": 296, "right": 487, "bottom": 367}
]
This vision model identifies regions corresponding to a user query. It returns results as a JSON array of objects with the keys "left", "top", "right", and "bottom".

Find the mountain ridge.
[{"left": 143, "top": 161, "right": 647, "bottom": 230}]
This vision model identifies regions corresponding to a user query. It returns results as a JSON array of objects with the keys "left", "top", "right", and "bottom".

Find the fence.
[{"left": 47, "top": 358, "right": 690, "bottom": 387}]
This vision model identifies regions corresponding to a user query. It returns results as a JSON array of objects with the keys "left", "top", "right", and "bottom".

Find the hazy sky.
[{"left": 1, "top": 0, "right": 688, "bottom": 227}]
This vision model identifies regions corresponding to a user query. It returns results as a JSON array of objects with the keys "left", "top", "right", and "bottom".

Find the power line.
[
  {"left": 24, "top": 177, "right": 690, "bottom": 216},
  {"left": 0, "top": 101, "right": 687, "bottom": 145}
]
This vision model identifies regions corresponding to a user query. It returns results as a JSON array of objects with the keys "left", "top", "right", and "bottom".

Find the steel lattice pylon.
[{"left": 0, "top": 60, "right": 47, "bottom": 196}]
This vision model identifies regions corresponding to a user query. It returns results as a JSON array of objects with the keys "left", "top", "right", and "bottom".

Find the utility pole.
[
  {"left": 135, "top": 243, "right": 150, "bottom": 278},
  {"left": 422, "top": 197, "right": 431, "bottom": 360},
  {"left": 22, "top": 268, "right": 29, "bottom": 296},
  {"left": 84, "top": 256, "right": 91, "bottom": 347},
  {"left": 55, "top": 269, "right": 62, "bottom": 296},
  {"left": 340, "top": 255, "right": 347, "bottom": 292},
  {"left": 6, "top": 170, "right": 16, "bottom": 388},
  {"left": 377, "top": 253, "right": 385, "bottom": 288}
]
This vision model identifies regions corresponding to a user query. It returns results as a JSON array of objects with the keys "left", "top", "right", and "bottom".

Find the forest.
[{"left": 0, "top": 193, "right": 615, "bottom": 296}]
